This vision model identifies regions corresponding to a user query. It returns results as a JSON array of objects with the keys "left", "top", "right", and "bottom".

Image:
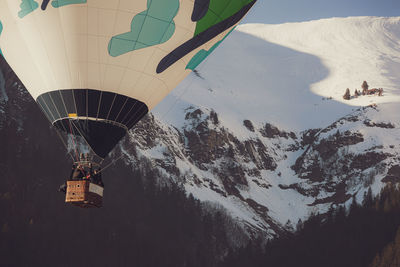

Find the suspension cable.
[
  {"left": 98, "top": 153, "right": 125, "bottom": 174},
  {"left": 68, "top": 120, "right": 80, "bottom": 161},
  {"left": 53, "top": 126, "right": 75, "bottom": 162},
  {"left": 70, "top": 119, "right": 103, "bottom": 160}
]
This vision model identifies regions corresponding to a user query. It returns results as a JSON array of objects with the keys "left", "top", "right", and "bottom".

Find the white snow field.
[{"left": 155, "top": 16, "right": 400, "bottom": 131}]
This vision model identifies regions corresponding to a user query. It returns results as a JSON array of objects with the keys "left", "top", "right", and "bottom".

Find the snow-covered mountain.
[
  {"left": 1, "top": 16, "right": 399, "bottom": 237},
  {"left": 119, "top": 16, "right": 400, "bottom": 236}
]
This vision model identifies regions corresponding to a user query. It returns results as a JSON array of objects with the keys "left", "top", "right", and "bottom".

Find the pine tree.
[
  {"left": 362, "top": 81, "right": 369, "bottom": 95},
  {"left": 363, "top": 187, "right": 374, "bottom": 208},
  {"left": 349, "top": 196, "right": 359, "bottom": 215},
  {"left": 343, "top": 88, "right": 351, "bottom": 100}
]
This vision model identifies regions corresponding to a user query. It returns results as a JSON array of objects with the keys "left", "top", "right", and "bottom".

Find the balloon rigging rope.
[
  {"left": 68, "top": 120, "right": 80, "bottom": 161},
  {"left": 34, "top": 97, "right": 76, "bottom": 162},
  {"left": 98, "top": 153, "right": 125, "bottom": 174},
  {"left": 54, "top": 127, "right": 75, "bottom": 162},
  {"left": 68, "top": 118, "right": 119, "bottom": 168},
  {"left": 70, "top": 120, "right": 93, "bottom": 153},
  {"left": 69, "top": 119, "right": 108, "bottom": 165},
  {"left": 96, "top": 127, "right": 130, "bottom": 174}
]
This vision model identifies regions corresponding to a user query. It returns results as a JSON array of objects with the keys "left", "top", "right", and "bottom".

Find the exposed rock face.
[
  {"left": 364, "top": 120, "right": 395, "bottom": 129},
  {"left": 314, "top": 131, "right": 364, "bottom": 161},
  {"left": 288, "top": 106, "right": 399, "bottom": 208},
  {"left": 261, "top": 123, "right": 296, "bottom": 139},
  {"left": 243, "top": 120, "right": 255, "bottom": 132},
  {"left": 115, "top": 102, "right": 400, "bottom": 236},
  {"left": 350, "top": 152, "right": 388, "bottom": 171},
  {"left": 127, "top": 108, "right": 281, "bottom": 194}
]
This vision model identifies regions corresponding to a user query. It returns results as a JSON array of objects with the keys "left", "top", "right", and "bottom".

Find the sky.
[{"left": 243, "top": 0, "right": 400, "bottom": 24}]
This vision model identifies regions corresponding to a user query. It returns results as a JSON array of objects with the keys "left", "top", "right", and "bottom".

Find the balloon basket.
[{"left": 65, "top": 180, "right": 103, "bottom": 208}]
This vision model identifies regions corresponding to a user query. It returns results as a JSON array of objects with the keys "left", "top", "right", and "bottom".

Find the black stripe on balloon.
[
  {"left": 41, "top": 0, "right": 50, "bottom": 10},
  {"left": 191, "top": 0, "right": 210, "bottom": 22},
  {"left": 73, "top": 89, "right": 87, "bottom": 117},
  {"left": 36, "top": 89, "right": 148, "bottom": 128},
  {"left": 36, "top": 89, "right": 149, "bottom": 158},
  {"left": 156, "top": 0, "right": 256, "bottom": 74}
]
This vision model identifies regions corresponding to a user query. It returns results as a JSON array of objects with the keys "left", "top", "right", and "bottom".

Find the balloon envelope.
[{"left": 0, "top": 0, "right": 257, "bottom": 157}]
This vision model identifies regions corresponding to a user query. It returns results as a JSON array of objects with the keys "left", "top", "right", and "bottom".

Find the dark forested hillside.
[
  {"left": 221, "top": 185, "right": 400, "bottom": 267},
  {"left": 371, "top": 227, "right": 400, "bottom": 267}
]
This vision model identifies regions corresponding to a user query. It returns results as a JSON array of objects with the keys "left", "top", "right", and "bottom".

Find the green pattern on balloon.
[
  {"left": 186, "top": 27, "right": 235, "bottom": 70},
  {"left": 18, "top": 0, "right": 39, "bottom": 18},
  {"left": 156, "top": 0, "right": 255, "bottom": 73},
  {"left": 108, "top": 0, "right": 179, "bottom": 57},
  {"left": 194, "top": 0, "right": 253, "bottom": 36},
  {"left": 51, "top": 0, "right": 87, "bottom": 8}
]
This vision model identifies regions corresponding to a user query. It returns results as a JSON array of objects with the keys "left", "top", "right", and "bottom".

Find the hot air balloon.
[{"left": 0, "top": 0, "right": 257, "bottom": 207}]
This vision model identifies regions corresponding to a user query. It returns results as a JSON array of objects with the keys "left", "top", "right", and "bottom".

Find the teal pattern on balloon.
[
  {"left": 51, "top": 0, "right": 87, "bottom": 8},
  {"left": 186, "top": 27, "right": 235, "bottom": 70},
  {"left": 18, "top": 0, "right": 39, "bottom": 18},
  {"left": 108, "top": 0, "right": 179, "bottom": 57},
  {"left": 0, "top": 21, "right": 3, "bottom": 57}
]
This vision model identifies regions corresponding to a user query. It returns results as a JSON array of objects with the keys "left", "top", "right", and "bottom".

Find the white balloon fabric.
[{"left": 0, "top": 0, "right": 257, "bottom": 157}]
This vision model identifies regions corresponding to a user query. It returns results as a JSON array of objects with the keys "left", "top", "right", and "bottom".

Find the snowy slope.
[
  {"left": 122, "top": 17, "right": 400, "bottom": 235},
  {"left": 155, "top": 16, "right": 400, "bottom": 131},
  {"left": 240, "top": 17, "right": 400, "bottom": 105}
]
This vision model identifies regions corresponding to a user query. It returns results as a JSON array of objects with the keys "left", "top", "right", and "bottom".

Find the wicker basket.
[{"left": 65, "top": 180, "right": 103, "bottom": 208}]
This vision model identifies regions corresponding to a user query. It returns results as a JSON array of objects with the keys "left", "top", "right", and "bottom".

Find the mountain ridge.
[{"left": 121, "top": 16, "right": 400, "bottom": 235}]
